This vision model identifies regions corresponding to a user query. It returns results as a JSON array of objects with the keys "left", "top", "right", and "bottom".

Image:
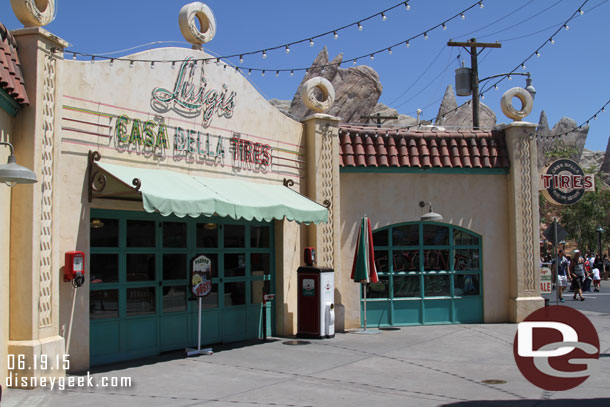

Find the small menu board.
[{"left": 191, "top": 255, "right": 212, "bottom": 297}]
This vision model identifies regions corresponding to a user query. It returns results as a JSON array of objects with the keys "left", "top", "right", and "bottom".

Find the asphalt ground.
[{"left": 3, "top": 282, "right": 609, "bottom": 407}]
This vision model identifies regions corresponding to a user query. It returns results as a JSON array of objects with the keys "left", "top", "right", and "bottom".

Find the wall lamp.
[
  {"left": 0, "top": 142, "right": 37, "bottom": 187},
  {"left": 419, "top": 201, "right": 443, "bottom": 222}
]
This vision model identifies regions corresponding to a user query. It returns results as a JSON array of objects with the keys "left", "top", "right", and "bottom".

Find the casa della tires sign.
[{"left": 540, "top": 159, "right": 595, "bottom": 206}]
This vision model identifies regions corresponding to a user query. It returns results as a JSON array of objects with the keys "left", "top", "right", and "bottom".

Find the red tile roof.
[
  {"left": 0, "top": 23, "right": 29, "bottom": 105},
  {"left": 339, "top": 125, "right": 509, "bottom": 169}
]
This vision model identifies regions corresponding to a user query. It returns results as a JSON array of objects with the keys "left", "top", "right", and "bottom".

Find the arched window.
[{"left": 363, "top": 222, "right": 482, "bottom": 326}]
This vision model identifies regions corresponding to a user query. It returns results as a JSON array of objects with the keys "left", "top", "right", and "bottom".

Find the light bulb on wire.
[
  {"left": 461, "top": 13, "right": 465, "bottom": 20},
  {"left": 405, "top": 40, "right": 410, "bottom": 48},
  {"left": 285, "top": 46, "right": 290, "bottom": 54},
  {"left": 442, "top": 23, "right": 447, "bottom": 30},
  {"left": 262, "top": 50, "right": 267, "bottom": 59},
  {"left": 564, "top": 24, "right": 569, "bottom": 30},
  {"left": 239, "top": 55, "right": 244, "bottom": 63},
  {"left": 405, "top": 2, "right": 411, "bottom": 11},
  {"left": 479, "top": 1, "right": 484, "bottom": 8},
  {"left": 381, "top": 13, "right": 387, "bottom": 21},
  {"left": 424, "top": 32, "right": 428, "bottom": 40},
  {"left": 388, "top": 48, "right": 392, "bottom": 55},
  {"left": 309, "top": 38, "right": 314, "bottom": 47},
  {"left": 358, "top": 22, "right": 363, "bottom": 31},
  {"left": 333, "top": 31, "right": 338, "bottom": 39}
]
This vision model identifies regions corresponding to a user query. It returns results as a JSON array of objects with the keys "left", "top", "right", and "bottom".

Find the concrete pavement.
[{"left": 3, "top": 309, "right": 610, "bottom": 407}]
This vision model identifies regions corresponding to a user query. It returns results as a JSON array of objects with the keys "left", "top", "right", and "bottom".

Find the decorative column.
[
  {"left": 8, "top": 26, "right": 68, "bottom": 387},
  {"left": 499, "top": 88, "right": 544, "bottom": 322},
  {"left": 300, "top": 77, "right": 341, "bottom": 276}
]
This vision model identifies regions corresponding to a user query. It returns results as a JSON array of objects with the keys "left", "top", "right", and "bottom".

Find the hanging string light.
[
  {"left": 480, "top": 0, "right": 589, "bottom": 96},
  {"left": 67, "top": 0, "right": 483, "bottom": 70},
  {"left": 537, "top": 99, "right": 609, "bottom": 140}
]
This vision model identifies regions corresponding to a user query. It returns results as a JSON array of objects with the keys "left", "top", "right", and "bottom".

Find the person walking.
[
  {"left": 569, "top": 250, "right": 586, "bottom": 301},
  {"left": 592, "top": 256, "right": 602, "bottom": 292},
  {"left": 556, "top": 249, "right": 569, "bottom": 302}
]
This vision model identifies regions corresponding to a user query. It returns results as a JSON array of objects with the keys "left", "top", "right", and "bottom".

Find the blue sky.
[{"left": 2, "top": 0, "right": 608, "bottom": 151}]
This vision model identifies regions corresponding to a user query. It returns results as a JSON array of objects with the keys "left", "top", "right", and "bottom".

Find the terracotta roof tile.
[
  {"left": 408, "top": 138, "right": 421, "bottom": 167},
  {"left": 339, "top": 125, "right": 510, "bottom": 170},
  {"left": 0, "top": 23, "right": 28, "bottom": 105}
]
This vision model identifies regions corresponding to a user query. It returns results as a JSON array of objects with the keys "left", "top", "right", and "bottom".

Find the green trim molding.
[
  {"left": 0, "top": 88, "right": 20, "bottom": 117},
  {"left": 341, "top": 166, "right": 509, "bottom": 175}
]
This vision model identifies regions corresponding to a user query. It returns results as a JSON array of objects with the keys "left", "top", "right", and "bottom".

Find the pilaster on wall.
[
  {"left": 501, "top": 121, "right": 544, "bottom": 322},
  {"left": 8, "top": 28, "right": 68, "bottom": 387},
  {"left": 302, "top": 113, "right": 341, "bottom": 273}
]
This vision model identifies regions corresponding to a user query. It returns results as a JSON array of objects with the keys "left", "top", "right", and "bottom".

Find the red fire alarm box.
[{"left": 65, "top": 251, "right": 85, "bottom": 283}]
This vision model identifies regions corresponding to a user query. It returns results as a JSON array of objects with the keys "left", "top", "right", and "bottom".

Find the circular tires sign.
[{"left": 541, "top": 159, "right": 594, "bottom": 206}]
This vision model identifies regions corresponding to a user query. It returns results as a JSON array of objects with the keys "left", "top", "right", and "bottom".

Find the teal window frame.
[{"left": 364, "top": 221, "right": 483, "bottom": 325}]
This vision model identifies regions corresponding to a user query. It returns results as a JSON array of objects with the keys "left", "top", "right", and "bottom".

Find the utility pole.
[
  {"left": 360, "top": 112, "right": 398, "bottom": 128},
  {"left": 447, "top": 38, "right": 501, "bottom": 129}
]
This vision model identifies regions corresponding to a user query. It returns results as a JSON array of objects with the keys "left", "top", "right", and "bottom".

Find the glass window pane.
[
  {"left": 424, "top": 275, "right": 451, "bottom": 297},
  {"left": 127, "top": 220, "right": 156, "bottom": 247},
  {"left": 251, "top": 253, "right": 271, "bottom": 277},
  {"left": 163, "top": 286, "right": 186, "bottom": 312},
  {"left": 454, "top": 229, "right": 480, "bottom": 246},
  {"left": 163, "top": 254, "right": 187, "bottom": 280},
  {"left": 423, "top": 249, "right": 450, "bottom": 271},
  {"left": 251, "top": 280, "right": 271, "bottom": 304},
  {"left": 454, "top": 274, "right": 480, "bottom": 296},
  {"left": 224, "top": 225, "right": 245, "bottom": 248},
  {"left": 393, "top": 250, "right": 419, "bottom": 272},
  {"left": 126, "top": 287, "right": 156, "bottom": 315},
  {"left": 392, "top": 224, "right": 419, "bottom": 246},
  {"left": 366, "top": 275, "right": 389, "bottom": 299},
  {"left": 202, "top": 283, "right": 219, "bottom": 309},
  {"left": 126, "top": 254, "right": 155, "bottom": 281},
  {"left": 90, "top": 254, "right": 118, "bottom": 283},
  {"left": 393, "top": 275, "right": 420, "bottom": 298},
  {"left": 454, "top": 249, "right": 480, "bottom": 271},
  {"left": 90, "top": 218, "right": 118, "bottom": 247},
  {"left": 423, "top": 224, "right": 449, "bottom": 246},
  {"left": 196, "top": 223, "right": 218, "bottom": 248},
  {"left": 224, "top": 253, "right": 246, "bottom": 277},
  {"left": 224, "top": 282, "right": 246, "bottom": 306},
  {"left": 90, "top": 289, "right": 118, "bottom": 319},
  {"left": 374, "top": 251, "right": 390, "bottom": 274},
  {"left": 163, "top": 222, "right": 186, "bottom": 248},
  {"left": 372, "top": 229, "right": 388, "bottom": 247},
  {"left": 251, "top": 225, "right": 270, "bottom": 248}
]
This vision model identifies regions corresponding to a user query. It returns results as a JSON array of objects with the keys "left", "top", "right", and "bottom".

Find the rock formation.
[
  {"left": 434, "top": 85, "right": 496, "bottom": 128},
  {"left": 287, "top": 47, "right": 383, "bottom": 122},
  {"left": 536, "top": 112, "right": 589, "bottom": 169}
]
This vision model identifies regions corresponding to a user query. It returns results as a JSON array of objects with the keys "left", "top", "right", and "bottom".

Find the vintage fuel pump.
[{"left": 297, "top": 247, "right": 335, "bottom": 339}]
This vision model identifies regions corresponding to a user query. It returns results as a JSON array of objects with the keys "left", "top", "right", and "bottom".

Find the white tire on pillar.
[
  {"left": 179, "top": 2, "right": 216, "bottom": 45},
  {"left": 302, "top": 77, "right": 335, "bottom": 113},
  {"left": 10, "top": 0, "right": 56, "bottom": 27},
  {"left": 501, "top": 87, "right": 534, "bottom": 121}
]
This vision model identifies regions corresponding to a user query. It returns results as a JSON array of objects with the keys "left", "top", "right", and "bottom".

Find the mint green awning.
[{"left": 96, "top": 162, "right": 328, "bottom": 224}]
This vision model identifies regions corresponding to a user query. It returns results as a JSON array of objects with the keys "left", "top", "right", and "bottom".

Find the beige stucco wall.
[
  {"left": 339, "top": 172, "right": 510, "bottom": 328},
  {"left": 58, "top": 48, "right": 307, "bottom": 370},
  {"left": 0, "top": 109, "right": 14, "bottom": 384}
]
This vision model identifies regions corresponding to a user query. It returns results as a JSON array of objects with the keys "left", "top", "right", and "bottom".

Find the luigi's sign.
[{"left": 540, "top": 159, "right": 595, "bottom": 205}]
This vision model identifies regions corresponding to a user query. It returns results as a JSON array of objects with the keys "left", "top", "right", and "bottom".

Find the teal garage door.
[
  {"left": 89, "top": 209, "right": 274, "bottom": 366},
  {"left": 362, "top": 222, "right": 483, "bottom": 326}
]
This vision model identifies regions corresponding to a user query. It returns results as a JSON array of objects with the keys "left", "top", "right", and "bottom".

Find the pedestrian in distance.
[
  {"left": 592, "top": 259, "right": 601, "bottom": 292},
  {"left": 555, "top": 249, "right": 569, "bottom": 303},
  {"left": 569, "top": 250, "right": 586, "bottom": 301}
]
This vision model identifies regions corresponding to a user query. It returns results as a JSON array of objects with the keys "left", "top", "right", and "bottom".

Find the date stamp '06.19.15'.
[{"left": 4, "top": 354, "right": 132, "bottom": 391}]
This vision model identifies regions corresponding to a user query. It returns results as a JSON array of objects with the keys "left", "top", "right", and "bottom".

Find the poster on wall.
[{"left": 191, "top": 255, "right": 212, "bottom": 297}]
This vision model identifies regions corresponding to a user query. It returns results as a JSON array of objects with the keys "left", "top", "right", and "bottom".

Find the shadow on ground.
[
  {"left": 441, "top": 399, "right": 610, "bottom": 407},
  {"left": 79, "top": 338, "right": 282, "bottom": 375}
]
